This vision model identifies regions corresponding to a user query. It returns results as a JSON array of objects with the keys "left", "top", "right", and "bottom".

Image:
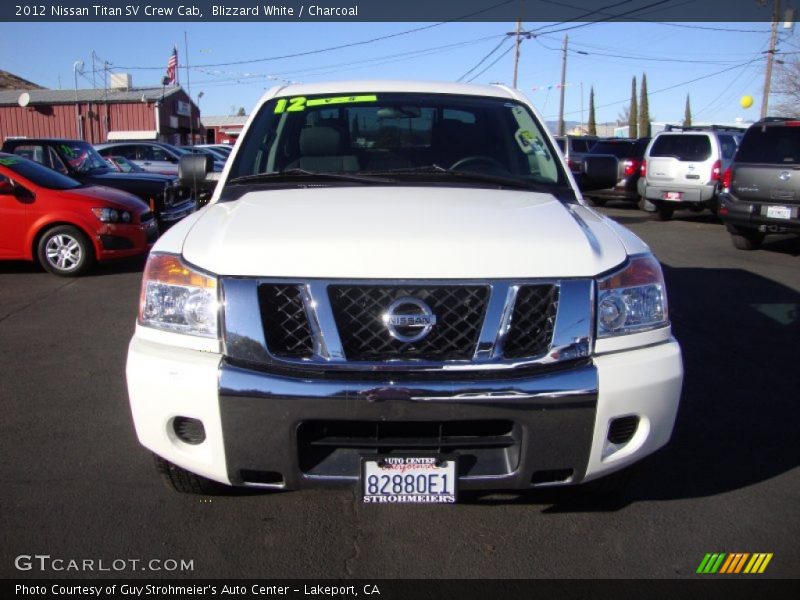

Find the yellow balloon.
[{"left": 740, "top": 95, "right": 754, "bottom": 109}]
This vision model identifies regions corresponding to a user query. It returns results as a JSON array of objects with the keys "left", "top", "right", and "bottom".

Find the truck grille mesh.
[
  {"left": 503, "top": 285, "right": 559, "bottom": 359},
  {"left": 328, "top": 285, "right": 489, "bottom": 361},
  {"left": 253, "top": 282, "right": 562, "bottom": 364},
  {"left": 257, "top": 284, "right": 314, "bottom": 358}
]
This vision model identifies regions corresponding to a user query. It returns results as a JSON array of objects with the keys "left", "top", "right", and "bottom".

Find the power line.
[
  {"left": 468, "top": 44, "right": 516, "bottom": 82},
  {"left": 458, "top": 36, "right": 512, "bottom": 81},
  {"left": 190, "top": 34, "right": 506, "bottom": 86},
  {"left": 111, "top": 0, "right": 515, "bottom": 71},
  {"left": 544, "top": 56, "right": 764, "bottom": 118}
]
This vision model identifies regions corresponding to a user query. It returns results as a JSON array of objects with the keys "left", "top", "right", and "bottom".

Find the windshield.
[
  {"left": 55, "top": 141, "right": 112, "bottom": 174},
  {"left": 0, "top": 155, "right": 82, "bottom": 190},
  {"left": 229, "top": 92, "right": 566, "bottom": 190}
]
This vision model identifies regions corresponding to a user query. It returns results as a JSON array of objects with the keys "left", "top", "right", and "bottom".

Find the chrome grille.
[
  {"left": 504, "top": 285, "right": 560, "bottom": 359},
  {"left": 258, "top": 284, "right": 314, "bottom": 358},
  {"left": 221, "top": 278, "right": 592, "bottom": 371},
  {"left": 328, "top": 285, "right": 489, "bottom": 361}
]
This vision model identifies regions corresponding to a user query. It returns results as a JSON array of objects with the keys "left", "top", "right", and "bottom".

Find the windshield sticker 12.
[{"left": 274, "top": 95, "right": 378, "bottom": 114}]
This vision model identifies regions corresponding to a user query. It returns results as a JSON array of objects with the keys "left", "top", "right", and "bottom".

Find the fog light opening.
[
  {"left": 172, "top": 416, "right": 206, "bottom": 445},
  {"left": 607, "top": 415, "right": 639, "bottom": 445}
]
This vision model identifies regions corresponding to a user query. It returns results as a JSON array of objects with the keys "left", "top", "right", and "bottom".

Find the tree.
[
  {"left": 629, "top": 76, "right": 638, "bottom": 139},
  {"left": 587, "top": 86, "right": 597, "bottom": 135},
  {"left": 639, "top": 73, "right": 650, "bottom": 137},
  {"left": 771, "top": 58, "right": 800, "bottom": 116},
  {"left": 236, "top": 107, "right": 246, "bottom": 117},
  {"left": 683, "top": 94, "right": 692, "bottom": 127}
]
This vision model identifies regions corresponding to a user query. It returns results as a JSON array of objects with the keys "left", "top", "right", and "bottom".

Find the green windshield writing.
[{"left": 274, "top": 95, "right": 378, "bottom": 114}]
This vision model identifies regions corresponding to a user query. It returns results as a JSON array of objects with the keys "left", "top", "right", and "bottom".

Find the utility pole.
[
  {"left": 761, "top": 0, "right": 781, "bottom": 119},
  {"left": 558, "top": 34, "right": 568, "bottom": 136},
  {"left": 512, "top": 18, "right": 522, "bottom": 88}
]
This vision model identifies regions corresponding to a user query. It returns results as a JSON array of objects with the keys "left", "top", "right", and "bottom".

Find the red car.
[{"left": 0, "top": 153, "right": 157, "bottom": 276}]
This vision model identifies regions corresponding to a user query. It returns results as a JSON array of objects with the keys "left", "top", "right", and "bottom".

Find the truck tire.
[
  {"left": 653, "top": 206, "right": 674, "bottom": 221},
  {"left": 729, "top": 227, "right": 764, "bottom": 250},
  {"left": 153, "top": 454, "right": 228, "bottom": 494},
  {"left": 586, "top": 196, "right": 607, "bottom": 207},
  {"left": 36, "top": 225, "right": 94, "bottom": 277}
]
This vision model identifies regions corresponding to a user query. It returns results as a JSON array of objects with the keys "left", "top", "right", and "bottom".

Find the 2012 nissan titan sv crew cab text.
[{"left": 126, "top": 81, "right": 683, "bottom": 502}]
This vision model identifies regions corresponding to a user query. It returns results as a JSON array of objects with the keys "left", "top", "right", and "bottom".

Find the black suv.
[
  {"left": 718, "top": 118, "right": 800, "bottom": 250},
  {"left": 1, "top": 138, "right": 196, "bottom": 231},
  {"left": 583, "top": 137, "right": 649, "bottom": 206}
]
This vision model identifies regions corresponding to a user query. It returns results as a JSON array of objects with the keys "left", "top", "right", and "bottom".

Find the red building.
[
  {"left": 200, "top": 115, "right": 247, "bottom": 145},
  {"left": 0, "top": 85, "right": 204, "bottom": 145}
]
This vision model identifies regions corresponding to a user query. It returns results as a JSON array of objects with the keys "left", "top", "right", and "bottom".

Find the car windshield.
[
  {"left": 735, "top": 125, "right": 800, "bottom": 164},
  {"left": 55, "top": 141, "right": 111, "bottom": 174},
  {"left": 109, "top": 156, "right": 141, "bottom": 172},
  {"left": 229, "top": 92, "right": 566, "bottom": 190},
  {"left": 0, "top": 155, "right": 82, "bottom": 189}
]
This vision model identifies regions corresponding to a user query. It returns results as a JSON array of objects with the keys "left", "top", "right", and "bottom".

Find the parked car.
[
  {"left": 198, "top": 144, "right": 233, "bottom": 157},
  {"left": 95, "top": 141, "right": 222, "bottom": 176},
  {"left": 104, "top": 155, "right": 145, "bottom": 173},
  {"left": 127, "top": 80, "right": 682, "bottom": 498},
  {"left": 583, "top": 138, "right": 650, "bottom": 206},
  {"left": 555, "top": 135, "right": 599, "bottom": 175},
  {"left": 180, "top": 145, "right": 229, "bottom": 164},
  {"left": 0, "top": 153, "right": 156, "bottom": 276},
  {"left": 1, "top": 138, "right": 196, "bottom": 232},
  {"left": 639, "top": 125, "right": 744, "bottom": 220},
  {"left": 718, "top": 117, "right": 800, "bottom": 250}
]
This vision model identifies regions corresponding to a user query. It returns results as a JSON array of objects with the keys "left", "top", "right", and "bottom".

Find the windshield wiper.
[
  {"left": 367, "top": 165, "right": 555, "bottom": 191},
  {"left": 228, "top": 168, "right": 393, "bottom": 185}
]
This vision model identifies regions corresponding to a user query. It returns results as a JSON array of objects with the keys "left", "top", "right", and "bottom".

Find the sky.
[{"left": 0, "top": 18, "right": 795, "bottom": 126}]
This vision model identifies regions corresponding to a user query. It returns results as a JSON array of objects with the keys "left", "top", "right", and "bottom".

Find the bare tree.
[{"left": 771, "top": 58, "right": 800, "bottom": 116}]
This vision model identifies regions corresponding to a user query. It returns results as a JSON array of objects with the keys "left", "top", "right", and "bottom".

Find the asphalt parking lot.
[{"left": 1, "top": 202, "right": 798, "bottom": 580}]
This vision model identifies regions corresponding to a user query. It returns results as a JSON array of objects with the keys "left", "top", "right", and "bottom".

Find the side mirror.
[
  {"left": 575, "top": 155, "right": 618, "bottom": 192},
  {"left": 179, "top": 154, "right": 212, "bottom": 186},
  {"left": 0, "top": 180, "right": 14, "bottom": 195}
]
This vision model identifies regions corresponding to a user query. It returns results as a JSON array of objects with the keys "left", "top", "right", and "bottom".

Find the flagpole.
[{"left": 184, "top": 31, "right": 193, "bottom": 144}]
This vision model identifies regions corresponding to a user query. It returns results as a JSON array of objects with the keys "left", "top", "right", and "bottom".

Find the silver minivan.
[{"left": 639, "top": 125, "right": 743, "bottom": 220}]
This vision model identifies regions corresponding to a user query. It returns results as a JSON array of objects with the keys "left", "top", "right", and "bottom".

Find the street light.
[{"left": 73, "top": 60, "right": 84, "bottom": 139}]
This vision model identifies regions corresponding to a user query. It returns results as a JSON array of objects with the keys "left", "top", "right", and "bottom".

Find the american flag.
[{"left": 166, "top": 46, "right": 178, "bottom": 85}]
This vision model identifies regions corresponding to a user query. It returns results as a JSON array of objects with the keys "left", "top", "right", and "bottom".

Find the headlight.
[
  {"left": 596, "top": 254, "right": 668, "bottom": 337},
  {"left": 138, "top": 253, "right": 218, "bottom": 338},
  {"left": 92, "top": 207, "right": 132, "bottom": 223}
]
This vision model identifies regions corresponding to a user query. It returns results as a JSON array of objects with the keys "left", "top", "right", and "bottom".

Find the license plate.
[
  {"left": 362, "top": 456, "right": 456, "bottom": 504},
  {"left": 663, "top": 191, "right": 682, "bottom": 200},
  {"left": 766, "top": 205, "right": 792, "bottom": 220}
]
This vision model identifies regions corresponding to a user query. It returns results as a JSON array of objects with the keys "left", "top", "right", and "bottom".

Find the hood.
[
  {"left": 180, "top": 186, "right": 629, "bottom": 279},
  {"left": 61, "top": 185, "right": 151, "bottom": 213},
  {"left": 80, "top": 169, "right": 175, "bottom": 185}
]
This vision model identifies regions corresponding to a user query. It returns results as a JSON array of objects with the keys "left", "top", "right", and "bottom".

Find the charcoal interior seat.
[{"left": 286, "top": 126, "right": 360, "bottom": 172}]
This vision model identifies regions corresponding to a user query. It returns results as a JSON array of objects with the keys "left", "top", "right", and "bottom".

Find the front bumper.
[
  {"left": 127, "top": 334, "right": 683, "bottom": 491},
  {"left": 158, "top": 199, "right": 197, "bottom": 229}
]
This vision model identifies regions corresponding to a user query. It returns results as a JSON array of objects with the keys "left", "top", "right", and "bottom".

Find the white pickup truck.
[{"left": 126, "top": 81, "right": 683, "bottom": 501}]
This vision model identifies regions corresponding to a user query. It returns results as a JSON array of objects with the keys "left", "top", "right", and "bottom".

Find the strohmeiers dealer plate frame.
[{"left": 361, "top": 456, "right": 457, "bottom": 503}]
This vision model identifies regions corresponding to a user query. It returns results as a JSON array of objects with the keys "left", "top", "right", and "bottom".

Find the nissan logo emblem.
[
  {"left": 779, "top": 171, "right": 792, "bottom": 181},
  {"left": 381, "top": 297, "right": 437, "bottom": 343}
]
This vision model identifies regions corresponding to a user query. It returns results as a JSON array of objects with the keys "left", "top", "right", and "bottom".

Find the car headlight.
[
  {"left": 596, "top": 254, "right": 668, "bottom": 337},
  {"left": 138, "top": 253, "right": 218, "bottom": 338},
  {"left": 92, "top": 207, "right": 132, "bottom": 223}
]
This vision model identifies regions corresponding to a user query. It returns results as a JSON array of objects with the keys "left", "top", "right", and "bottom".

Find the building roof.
[
  {"left": 0, "top": 86, "right": 185, "bottom": 107},
  {"left": 0, "top": 70, "right": 43, "bottom": 90},
  {"left": 201, "top": 115, "right": 248, "bottom": 127}
]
